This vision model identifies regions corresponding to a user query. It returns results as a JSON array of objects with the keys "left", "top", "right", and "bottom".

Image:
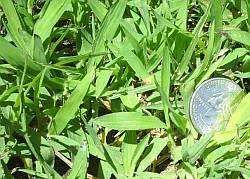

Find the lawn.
[{"left": 0, "top": 0, "right": 250, "bottom": 178}]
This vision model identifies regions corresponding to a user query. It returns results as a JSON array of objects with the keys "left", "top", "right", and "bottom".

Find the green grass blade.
[
  {"left": 55, "top": 52, "right": 108, "bottom": 66},
  {"left": 0, "top": 36, "right": 42, "bottom": 74},
  {"left": 245, "top": 0, "right": 250, "bottom": 31},
  {"left": 49, "top": 135, "right": 80, "bottom": 147},
  {"left": 47, "top": 29, "right": 70, "bottom": 58},
  {"left": 211, "top": 0, "right": 223, "bottom": 51},
  {"left": 34, "top": 0, "right": 71, "bottom": 42},
  {"left": 170, "top": 112, "right": 187, "bottom": 134},
  {"left": 129, "top": 134, "right": 150, "bottom": 176},
  {"left": 87, "top": 0, "right": 107, "bottom": 21},
  {"left": 185, "top": 133, "right": 213, "bottom": 164},
  {"left": 94, "top": 0, "right": 127, "bottom": 47},
  {"left": 122, "top": 24, "right": 142, "bottom": 54},
  {"left": 21, "top": 113, "right": 62, "bottom": 178},
  {"left": 49, "top": 70, "right": 95, "bottom": 134},
  {"left": 33, "top": 35, "right": 47, "bottom": 64},
  {"left": 137, "top": 138, "right": 167, "bottom": 172},
  {"left": 138, "top": 0, "right": 151, "bottom": 35},
  {"left": 227, "top": 93, "right": 250, "bottom": 130},
  {"left": 224, "top": 30, "right": 250, "bottom": 46},
  {"left": 103, "top": 145, "right": 125, "bottom": 176},
  {"left": 235, "top": 72, "right": 250, "bottom": 78},
  {"left": 198, "top": 56, "right": 224, "bottom": 86},
  {"left": 176, "top": 4, "right": 211, "bottom": 79},
  {"left": 196, "top": 21, "right": 215, "bottom": 77},
  {"left": 95, "top": 69, "right": 113, "bottom": 98},
  {"left": 114, "top": 43, "right": 149, "bottom": 79},
  {"left": 154, "top": 75, "right": 175, "bottom": 147},
  {"left": 0, "top": 36, "right": 25, "bottom": 70},
  {"left": 226, "top": 166, "right": 250, "bottom": 177},
  {"left": 68, "top": 140, "right": 88, "bottom": 179},
  {"left": 182, "top": 79, "right": 195, "bottom": 117},
  {"left": 161, "top": 44, "right": 171, "bottom": 124},
  {"left": 120, "top": 94, "right": 139, "bottom": 109},
  {"left": 89, "top": 0, "right": 127, "bottom": 69},
  {"left": 120, "top": 19, "right": 144, "bottom": 41},
  {"left": 175, "top": 0, "right": 188, "bottom": 30},
  {"left": 220, "top": 48, "right": 248, "bottom": 67},
  {"left": 94, "top": 112, "right": 166, "bottom": 130},
  {"left": 204, "top": 144, "right": 238, "bottom": 164},
  {"left": 122, "top": 131, "right": 137, "bottom": 176},
  {"left": 34, "top": 68, "right": 47, "bottom": 107},
  {"left": 0, "top": 0, "right": 26, "bottom": 50}
]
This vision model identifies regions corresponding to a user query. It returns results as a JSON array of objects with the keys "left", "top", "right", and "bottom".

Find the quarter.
[{"left": 189, "top": 78, "right": 244, "bottom": 134}]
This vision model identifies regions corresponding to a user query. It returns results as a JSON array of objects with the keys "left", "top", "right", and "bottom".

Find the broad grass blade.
[
  {"left": 87, "top": 0, "right": 107, "bottom": 21},
  {"left": 122, "top": 131, "right": 137, "bottom": 176},
  {"left": 220, "top": 48, "right": 248, "bottom": 67},
  {"left": 154, "top": 75, "right": 175, "bottom": 146},
  {"left": 205, "top": 144, "right": 238, "bottom": 164},
  {"left": 226, "top": 166, "right": 250, "bottom": 178},
  {"left": 94, "top": 112, "right": 166, "bottom": 130},
  {"left": 49, "top": 135, "right": 80, "bottom": 147},
  {"left": 103, "top": 145, "right": 125, "bottom": 176},
  {"left": 49, "top": 70, "right": 95, "bottom": 134},
  {"left": 115, "top": 43, "right": 149, "bottom": 79},
  {"left": 170, "top": 112, "right": 187, "bottom": 134},
  {"left": 0, "top": 0, "right": 26, "bottom": 50},
  {"left": 224, "top": 30, "right": 250, "bottom": 46},
  {"left": 120, "top": 94, "right": 139, "bottom": 109},
  {"left": 198, "top": 56, "right": 224, "bottom": 86},
  {"left": 137, "top": 0, "right": 151, "bottom": 35},
  {"left": 175, "top": 0, "right": 188, "bottom": 30},
  {"left": 182, "top": 79, "right": 195, "bottom": 117},
  {"left": 34, "top": 0, "right": 71, "bottom": 42},
  {"left": 0, "top": 36, "right": 42, "bottom": 74},
  {"left": 33, "top": 35, "right": 47, "bottom": 64},
  {"left": 122, "top": 24, "right": 142, "bottom": 54},
  {"left": 245, "top": 0, "right": 250, "bottom": 31}
]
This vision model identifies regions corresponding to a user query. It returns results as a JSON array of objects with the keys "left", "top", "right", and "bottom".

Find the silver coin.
[{"left": 189, "top": 78, "right": 244, "bottom": 134}]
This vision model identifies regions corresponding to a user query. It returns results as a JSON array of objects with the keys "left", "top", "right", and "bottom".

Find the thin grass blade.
[
  {"left": 176, "top": 4, "right": 211, "bottom": 79},
  {"left": 68, "top": 140, "right": 88, "bottom": 179}
]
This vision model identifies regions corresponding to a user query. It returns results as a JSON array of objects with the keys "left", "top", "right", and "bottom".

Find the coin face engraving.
[{"left": 189, "top": 78, "right": 244, "bottom": 134}]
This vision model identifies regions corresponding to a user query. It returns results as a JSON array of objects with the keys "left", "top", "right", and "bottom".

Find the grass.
[{"left": 0, "top": 0, "right": 250, "bottom": 178}]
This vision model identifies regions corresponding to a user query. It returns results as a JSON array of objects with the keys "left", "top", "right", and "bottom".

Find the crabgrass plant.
[{"left": 1, "top": 0, "right": 250, "bottom": 178}]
